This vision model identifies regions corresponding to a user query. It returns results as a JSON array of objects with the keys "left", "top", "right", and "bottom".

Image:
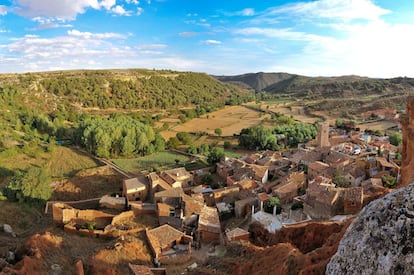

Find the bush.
[{"left": 291, "top": 201, "right": 304, "bottom": 210}]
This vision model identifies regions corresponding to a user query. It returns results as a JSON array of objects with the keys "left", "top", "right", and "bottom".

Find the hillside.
[
  {"left": 216, "top": 72, "right": 414, "bottom": 114},
  {"left": 215, "top": 72, "right": 296, "bottom": 91}
]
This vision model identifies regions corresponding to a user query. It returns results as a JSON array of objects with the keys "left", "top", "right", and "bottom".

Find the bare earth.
[{"left": 170, "top": 105, "right": 270, "bottom": 137}]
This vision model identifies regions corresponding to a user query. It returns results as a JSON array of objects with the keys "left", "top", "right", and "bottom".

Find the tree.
[
  {"left": 223, "top": 141, "right": 232, "bottom": 149},
  {"left": 335, "top": 118, "right": 344, "bottom": 128},
  {"left": 383, "top": 174, "right": 397, "bottom": 188},
  {"left": 264, "top": 197, "right": 281, "bottom": 214},
  {"left": 207, "top": 147, "right": 225, "bottom": 165},
  {"left": 333, "top": 167, "right": 349, "bottom": 188},
  {"left": 389, "top": 132, "right": 402, "bottom": 146},
  {"left": 214, "top": 128, "right": 222, "bottom": 136},
  {"left": 6, "top": 166, "right": 52, "bottom": 203}
]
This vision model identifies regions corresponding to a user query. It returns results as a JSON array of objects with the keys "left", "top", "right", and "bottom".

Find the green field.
[
  {"left": 112, "top": 151, "right": 194, "bottom": 173},
  {"left": 0, "top": 146, "right": 100, "bottom": 178}
]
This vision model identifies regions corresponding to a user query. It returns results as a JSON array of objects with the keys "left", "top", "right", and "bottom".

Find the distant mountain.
[
  {"left": 215, "top": 72, "right": 414, "bottom": 115},
  {"left": 215, "top": 72, "right": 296, "bottom": 91}
]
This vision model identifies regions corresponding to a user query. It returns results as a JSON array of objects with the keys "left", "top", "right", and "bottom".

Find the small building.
[
  {"left": 123, "top": 176, "right": 148, "bottom": 202},
  {"left": 99, "top": 195, "right": 126, "bottom": 210},
  {"left": 237, "top": 177, "right": 257, "bottom": 190},
  {"left": 307, "top": 161, "right": 330, "bottom": 180},
  {"left": 198, "top": 205, "right": 221, "bottom": 243},
  {"left": 251, "top": 210, "right": 282, "bottom": 233},
  {"left": 342, "top": 187, "right": 363, "bottom": 214},
  {"left": 146, "top": 224, "right": 192, "bottom": 260},
  {"left": 273, "top": 171, "right": 306, "bottom": 204},
  {"left": 225, "top": 227, "right": 250, "bottom": 244},
  {"left": 234, "top": 197, "right": 258, "bottom": 218},
  {"left": 160, "top": 167, "right": 193, "bottom": 188}
]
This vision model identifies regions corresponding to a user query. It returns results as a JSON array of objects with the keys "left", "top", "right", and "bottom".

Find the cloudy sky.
[{"left": 0, "top": 0, "right": 413, "bottom": 77}]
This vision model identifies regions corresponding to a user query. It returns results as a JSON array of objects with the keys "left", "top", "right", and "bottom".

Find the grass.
[
  {"left": 224, "top": 151, "right": 242, "bottom": 158},
  {"left": 0, "top": 146, "right": 100, "bottom": 179},
  {"left": 112, "top": 151, "right": 191, "bottom": 173}
]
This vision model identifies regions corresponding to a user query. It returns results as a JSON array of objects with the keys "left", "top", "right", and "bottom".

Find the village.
[{"left": 49, "top": 120, "right": 401, "bottom": 274}]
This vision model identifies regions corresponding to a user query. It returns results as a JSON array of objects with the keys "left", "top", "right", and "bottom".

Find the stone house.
[
  {"left": 160, "top": 167, "right": 193, "bottom": 188},
  {"left": 342, "top": 187, "right": 363, "bottom": 214},
  {"left": 225, "top": 227, "right": 250, "bottom": 244},
  {"left": 146, "top": 224, "right": 192, "bottom": 260},
  {"left": 273, "top": 171, "right": 306, "bottom": 203},
  {"left": 307, "top": 161, "right": 330, "bottom": 180},
  {"left": 123, "top": 176, "right": 148, "bottom": 202},
  {"left": 198, "top": 205, "right": 221, "bottom": 243}
]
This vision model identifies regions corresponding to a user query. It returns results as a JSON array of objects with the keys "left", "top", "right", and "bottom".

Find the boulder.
[{"left": 326, "top": 184, "right": 414, "bottom": 274}]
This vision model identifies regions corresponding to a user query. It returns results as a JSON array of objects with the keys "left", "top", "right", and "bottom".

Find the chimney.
[
  {"left": 273, "top": 205, "right": 277, "bottom": 216},
  {"left": 260, "top": 200, "right": 263, "bottom": 211}
]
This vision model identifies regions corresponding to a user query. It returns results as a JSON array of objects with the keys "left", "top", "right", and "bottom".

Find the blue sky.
[{"left": 0, "top": 0, "right": 414, "bottom": 77}]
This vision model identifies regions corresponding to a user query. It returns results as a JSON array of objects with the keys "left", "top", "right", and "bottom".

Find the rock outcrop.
[
  {"left": 401, "top": 96, "right": 414, "bottom": 186},
  {"left": 326, "top": 184, "right": 414, "bottom": 274}
]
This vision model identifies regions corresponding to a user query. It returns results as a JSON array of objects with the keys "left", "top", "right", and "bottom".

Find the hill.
[
  {"left": 215, "top": 72, "right": 296, "bottom": 91},
  {"left": 216, "top": 72, "right": 414, "bottom": 115}
]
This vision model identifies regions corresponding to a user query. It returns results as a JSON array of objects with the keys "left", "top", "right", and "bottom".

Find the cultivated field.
[
  {"left": 357, "top": 120, "right": 398, "bottom": 132},
  {"left": 169, "top": 105, "right": 271, "bottom": 137},
  {"left": 112, "top": 151, "right": 191, "bottom": 173}
]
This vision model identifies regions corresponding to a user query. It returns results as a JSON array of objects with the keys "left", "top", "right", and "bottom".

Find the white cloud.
[
  {"left": 137, "top": 44, "right": 167, "bottom": 49},
  {"left": 203, "top": 39, "right": 222, "bottom": 45},
  {"left": 266, "top": 0, "right": 390, "bottom": 22},
  {"left": 0, "top": 5, "right": 8, "bottom": 16},
  {"left": 14, "top": 0, "right": 100, "bottom": 20},
  {"left": 136, "top": 7, "right": 144, "bottom": 15},
  {"left": 100, "top": 0, "right": 116, "bottom": 10},
  {"left": 67, "top": 29, "right": 126, "bottom": 39},
  {"left": 179, "top": 32, "right": 199, "bottom": 37},
  {"left": 240, "top": 8, "right": 255, "bottom": 16},
  {"left": 111, "top": 5, "right": 132, "bottom": 16},
  {"left": 126, "top": 0, "right": 139, "bottom": 4}
]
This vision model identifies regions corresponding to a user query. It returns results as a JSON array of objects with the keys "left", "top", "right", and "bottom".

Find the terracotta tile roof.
[
  {"left": 154, "top": 187, "right": 184, "bottom": 199},
  {"left": 308, "top": 161, "right": 329, "bottom": 172},
  {"left": 124, "top": 176, "right": 147, "bottom": 191},
  {"left": 226, "top": 227, "right": 249, "bottom": 240},
  {"left": 147, "top": 224, "right": 185, "bottom": 249},
  {"left": 198, "top": 205, "right": 221, "bottom": 233}
]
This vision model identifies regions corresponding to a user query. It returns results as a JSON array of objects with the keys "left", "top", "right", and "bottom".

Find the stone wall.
[{"left": 401, "top": 96, "right": 414, "bottom": 186}]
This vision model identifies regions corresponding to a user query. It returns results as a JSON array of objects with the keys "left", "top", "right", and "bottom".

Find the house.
[
  {"left": 154, "top": 187, "right": 203, "bottom": 229},
  {"left": 375, "top": 157, "right": 399, "bottom": 175},
  {"left": 234, "top": 197, "right": 258, "bottom": 218},
  {"left": 342, "top": 187, "right": 363, "bottom": 214},
  {"left": 236, "top": 177, "right": 257, "bottom": 190},
  {"left": 273, "top": 172, "right": 306, "bottom": 203},
  {"left": 307, "top": 161, "right": 330, "bottom": 180},
  {"left": 212, "top": 186, "right": 240, "bottom": 203},
  {"left": 198, "top": 205, "right": 221, "bottom": 243},
  {"left": 325, "top": 151, "right": 351, "bottom": 169},
  {"left": 344, "top": 166, "right": 366, "bottom": 186},
  {"left": 146, "top": 224, "right": 192, "bottom": 260},
  {"left": 160, "top": 167, "right": 193, "bottom": 188},
  {"left": 148, "top": 172, "right": 171, "bottom": 200},
  {"left": 225, "top": 227, "right": 250, "bottom": 244},
  {"left": 304, "top": 182, "right": 340, "bottom": 219},
  {"left": 123, "top": 176, "right": 148, "bottom": 202},
  {"left": 251, "top": 208, "right": 282, "bottom": 233}
]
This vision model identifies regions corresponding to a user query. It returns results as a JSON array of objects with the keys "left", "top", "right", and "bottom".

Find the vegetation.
[
  {"left": 207, "top": 147, "right": 225, "bottom": 165},
  {"left": 389, "top": 132, "right": 402, "bottom": 146},
  {"left": 333, "top": 167, "right": 349, "bottom": 188},
  {"left": 238, "top": 120, "right": 318, "bottom": 150},
  {"left": 4, "top": 166, "right": 52, "bottom": 203},
  {"left": 74, "top": 115, "right": 165, "bottom": 158},
  {"left": 264, "top": 197, "right": 281, "bottom": 214},
  {"left": 112, "top": 151, "right": 190, "bottom": 172},
  {"left": 383, "top": 174, "right": 397, "bottom": 188}
]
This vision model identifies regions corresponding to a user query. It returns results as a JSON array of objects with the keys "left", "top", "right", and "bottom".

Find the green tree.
[
  {"left": 264, "top": 197, "right": 281, "bottom": 214},
  {"left": 389, "top": 132, "right": 402, "bottom": 146},
  {"left": 383, "top": 174, "right": 397, "bottom": 188},
  {"left": 6, "top": 166, "right": 52, "bottom": 203},
  {"left": 214, "top": 128, "right": 222, "bottom": 136},
  {"left": 333, "top": 167, "right": 349, "bottom": 188},
  {"left": 207, "top": 147, "right": 225, "bottom": 165}
]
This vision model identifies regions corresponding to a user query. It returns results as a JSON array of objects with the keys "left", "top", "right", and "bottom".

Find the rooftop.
[{"left": 147, "top": 224, "right": 186, "bottom": 249}]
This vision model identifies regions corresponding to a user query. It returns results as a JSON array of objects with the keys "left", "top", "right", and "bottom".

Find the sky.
[{"left": 0, "top": 0, "right": 414, "bottom": 77}]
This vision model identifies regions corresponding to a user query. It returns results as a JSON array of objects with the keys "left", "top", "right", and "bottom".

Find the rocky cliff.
[
  {"left": 326, "top": 184, "right": 414, "bottom": 274},
  {"left": 401, "top": 96, "right": 414, "bottom": 186}
]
